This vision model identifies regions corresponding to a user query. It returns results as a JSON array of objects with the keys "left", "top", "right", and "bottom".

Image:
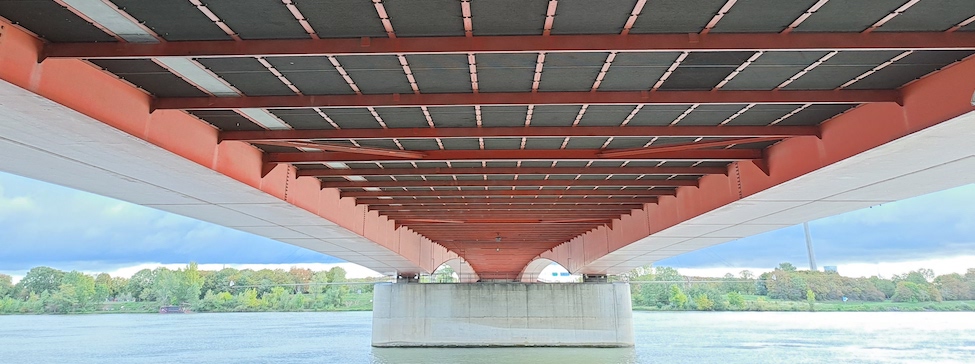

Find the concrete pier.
[{"left": 371, "top": 283, "right": 633, "bottom": 347}]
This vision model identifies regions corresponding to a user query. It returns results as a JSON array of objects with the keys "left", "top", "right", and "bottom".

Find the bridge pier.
[{"left": 371, "top": 282, "right": 633, "bottom": 347}]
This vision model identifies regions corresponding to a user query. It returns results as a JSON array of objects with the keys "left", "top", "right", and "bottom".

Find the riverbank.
[
  {"left": 6, "top": 297, "right": 975, "bottom": 315},
  {"left": 633, "top": 295, "right": 975, "bottom": 312}
]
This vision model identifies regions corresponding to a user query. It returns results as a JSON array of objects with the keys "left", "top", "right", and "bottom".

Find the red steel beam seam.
[
  {"left": 281, "top": 0, "right": 319, "bottom": 39},
  {"left": 154, "top": 90, "right": 900, "bottom": 110},
  {"left": 43, "top": 32, "right": 975, "bottom": 59},
  {"left": 353, "top": 198, "right": 658, "bottom": 204},
  {"left": 297, "top": 166, "right": 726, "bottom": 177},
  {"left": 700, "top": 0, "right": 738, "bottom": 35},
  {"left": 267, "top": 148, "right": 763, "bottom": 163},
  {"left": 863, "top": 0, "right": 920, "bottom": 33},
  {"left": 598, "top": 136, "right": 784, "bottom": 158},
  {"left": 322, "top": 179, "right": 697, "bottom": 188},
  {"left": 782, "top": 0, "right": 830, "bottom": 34},
  {"left": 340, "top": 189, "right": 675, "bottom": 198},
  {"left": 222, "top": 125, "right": 819, "bottom": 141},
  {"left": 369, "top": 206, "right": 641, "bottom": 211},
  {"left": 257, "top": 140, "right": 426, "bottom": 158}
]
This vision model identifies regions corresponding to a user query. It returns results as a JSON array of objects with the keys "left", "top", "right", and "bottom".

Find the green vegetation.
[
  {"left": 0, "top": 264, "right": 382, "bottom": 315},
  {"left": 3, "top": 261, "right": 975, "bottom": 315},
  {"left": 626, "top": 262, "right": 975, "bottom": 312}
]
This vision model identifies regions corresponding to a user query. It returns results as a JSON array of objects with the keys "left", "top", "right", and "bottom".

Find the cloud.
[
  {"left": 657, "top": 184, "right": 975, "bottom": 274},
  {"left": 0, "top": 184, "right": 37, "bottom": 219},
  {"left": 3, "top": 170, "right": 975, "bottom": 281},
  {"left": 0, "top": 172, "right": 341, "bottom": 271}
]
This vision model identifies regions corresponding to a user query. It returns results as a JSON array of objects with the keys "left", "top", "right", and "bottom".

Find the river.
[{"left": 1, "top": 311, "right": 973, "bottom": 363}]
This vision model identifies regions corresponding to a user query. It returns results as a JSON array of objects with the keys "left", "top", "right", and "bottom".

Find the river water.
[{"left": 1, "top": 311, "right": 973, "bottom": 363}]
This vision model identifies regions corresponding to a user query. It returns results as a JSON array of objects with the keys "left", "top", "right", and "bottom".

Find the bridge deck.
[{"left": 1, "top": 0, "right": 974, "bottom": 279}]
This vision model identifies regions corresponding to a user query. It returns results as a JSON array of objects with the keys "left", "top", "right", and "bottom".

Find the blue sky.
[{"left": 1, "top": 170, "right": 973, "bottom": 278}]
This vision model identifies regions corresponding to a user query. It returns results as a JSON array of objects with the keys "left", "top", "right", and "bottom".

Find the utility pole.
[{"left": 804, "top": 222, "right": 817, "bottom": 271}]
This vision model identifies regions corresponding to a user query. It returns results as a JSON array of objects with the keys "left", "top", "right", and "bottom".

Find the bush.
[
  {"left": 693, "top": 293, "right": 714, "bottom": 311},
  {"left": 727, "top": 292, "right": 745, "bottom": 309}
]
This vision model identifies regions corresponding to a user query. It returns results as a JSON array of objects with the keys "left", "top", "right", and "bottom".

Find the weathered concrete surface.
[{"left": 372, "top": 283, "right": 633, "bottom": 347}]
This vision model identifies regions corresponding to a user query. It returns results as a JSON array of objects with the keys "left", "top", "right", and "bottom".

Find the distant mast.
[{"left": 804, "top": 222, "right": 817, "bottom": 271}]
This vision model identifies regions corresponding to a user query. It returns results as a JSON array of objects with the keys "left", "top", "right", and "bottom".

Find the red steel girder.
[
  {"left": 395, "top": 218, "right": 615, "bottom": 224},
  {"left": 155, "top": 90, "right": 897, "bottom": 110},
  {"left": 269, "top": 149, "right": 762, "bottom": 163},
  {"left": 223, "top": 125, "right": 820, "bottom": 141},
  {"left": 368, "top": 204, "right": 643, "bottom": 211},
  {"left": 383, "top": 210, "right": 630, "bottom": 217},
  {"left": 323, "top": 178, "right": 696, "bottom": 188},
  {"left": 353, "top": 197, "right": 658, "bottom": 205},
  {"left": 256, "top": 140, "right": 425, "bottom": 158},
  {"left": 44, "top": 32, "right": 975, "bottom": 59},
  {"left": 299, "top": 166, "right": 726, "bottom": 177},
  {"left": 341, "top": 189, "right": 674, "bottom": 198},
  {"left": 391, "top": 217, "right": 618, "bottom": 224},
  {"left": 598, "top": 137, "right": 783, "bottom": 158}
]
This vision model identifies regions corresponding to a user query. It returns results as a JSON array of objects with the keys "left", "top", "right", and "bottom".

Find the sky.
[{"left": 1, "top": 170, "right": 974, "bottom": 281}]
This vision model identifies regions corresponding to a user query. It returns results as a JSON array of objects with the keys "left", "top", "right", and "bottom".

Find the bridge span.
[{"left": 1, "top": 0, "right": 974, "bottom": 347}]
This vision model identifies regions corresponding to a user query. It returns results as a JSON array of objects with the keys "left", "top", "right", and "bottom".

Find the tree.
[
  {"left": 152, "top": 264, "right": 205, "bottom": 305},
  {"left": 934, "top": 273, "right": 971, "bottom": 301},
  {"left": 0, "top": 274, "right": 13, "bottom": 298},
  {"left": 94, "top": 273, "right": 112, "bottom": 302},
  {"left": 433, "top": 265, "right": 456, "bottom": 283},
  {"left": 17, "top": 266, "right": 64, "bottom": 296},
  {"left": 127, "top": 269, "right": 156, "bottom": 301},
  {"left": 289, "top": 267, "right": 313, "bottom": 293},
  {"left": 755, "top": 272, "right": 770, "bottom": 296},
  {"left": 778, "top": 262, "right": 797, "bottom": 272},
  {"left": 669, "top": 285, "right": 688, "bottom": 309},
  {"left": 868, "top": 276, "right": 896, "bottom": 299},
  {"left": 727, "top": 291, "right": 745, "bottom": 309},
  {"left": 739, "top": 270, "right": 754, "bottom": 280},
  {"left": 693, "top": 293, "right": 714, "bottom": 311},
  {"left": 61, "top": 271, "right": 97, "bottom": 310},
  {"left": 806, "top": 289, "right": 816, "bottom": 311}
]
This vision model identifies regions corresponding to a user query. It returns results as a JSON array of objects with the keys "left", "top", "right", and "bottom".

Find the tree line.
[
  {"left": 0, "top": 264, "right": 381, "bottom": 314},
  {"left": 623, "top": 262, "right": 975, "bottom": 311},
  {"left": 4, "top": 261, "right": 975, "bottom": 314}
]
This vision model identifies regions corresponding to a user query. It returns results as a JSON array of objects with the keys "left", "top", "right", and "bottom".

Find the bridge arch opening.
[
  {"left": 518, "top": 258, "right": 578, "bottom": 283},
  {"left": 429, "top": 257, "right": 479, "bottom": 283}
]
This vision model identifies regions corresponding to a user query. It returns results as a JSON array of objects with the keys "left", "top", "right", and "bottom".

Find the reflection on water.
[
  {"left": 0, "top": 311, "right": 973, "bottom": 363},
  {"left": 372, "top": 347, "right": 636, "bottom": 364}
]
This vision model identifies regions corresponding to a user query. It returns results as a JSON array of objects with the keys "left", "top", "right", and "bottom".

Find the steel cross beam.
[
  {"left": 43, "top": 32, "right": 975, "bottom": 59},
  {"left": 156, "top": 90, "right": 898, "bottom": 110},
  {"left": 223, "top": 125, "right": 819, "bottom": 141},
  {"left": 341, "top": 189, "right": 675, "bottom": 198},
  {"left": 352, "top": 197, "right": 658, "bottom": 205},
  {"left": 269, "top": 149, "right": 762, "bottom": 163},
  {"left": 322, "top": 179, "right": 697, "bottom": 188},
  {"left": 298, "top": 166, "right": 726, "bottom": 177},
  {"left": 369, "top": 205, "right": 642, "bottom": 211}
]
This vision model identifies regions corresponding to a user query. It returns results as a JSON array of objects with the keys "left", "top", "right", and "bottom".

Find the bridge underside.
[{"left": 1, "top": 1, "right": 974, "bottom": 282}]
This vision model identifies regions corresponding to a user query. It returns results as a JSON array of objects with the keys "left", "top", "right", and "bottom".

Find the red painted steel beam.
[
  {"left": 44, "top": 32, "right": 975, "bottom": 59},
  {"left": 155, "top": 90, "right": 898, "bottom": 110},
  {"left": 269, "top": 149, "right": 762, "bottom": 163},
  {"left": 298, "top": 166, "right": 726, "bottom": 177},
  {"left": 341, "top": 189, "right": 675, "bottom": 198},
  {"left": 599, "top": 137, "right": 783, "bottom": 158},
  {"left": 396, "top": 218, "right": 614, "bottom": 224},
  {"left": 257, "top": 140, "right": 425, "bottom": 159},
  {"left": 354, "top": 197, "right": 658, "bottom": 205},
  {"left": 356, "top": 196, "right": 657, "bottom": 206},
  {"left": 369, "top": 205, "right": 642, "bottom": 211},
  {"left": 384, "top": 211, "right": 630, "bottom": 217},
  {"left": 223, "top": 125, "right": 820, "bottom": 141},
  {"left": 323, "top": 178, "right": 697, "bottom": 188}
]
